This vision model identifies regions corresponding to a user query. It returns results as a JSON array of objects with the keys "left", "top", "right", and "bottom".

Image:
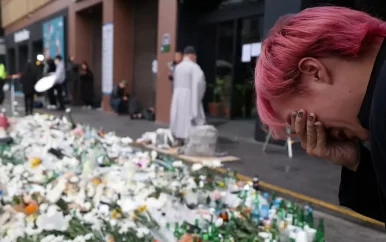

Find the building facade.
[
  {"left": 2, "top": 0, "right": 170, "bottom": 110},
  {"left": 2, "top": 0, "right": 386, "bottom": 139}
]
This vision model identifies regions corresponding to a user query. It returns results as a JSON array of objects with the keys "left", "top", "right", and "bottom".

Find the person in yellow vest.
[{"left": 0, "top": 63, "right": 7, "bottom": 105}]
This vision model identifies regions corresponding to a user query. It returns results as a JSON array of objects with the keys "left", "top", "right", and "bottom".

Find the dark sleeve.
[
  {"left": 111, "top": 85, "right": 118, "bottom": 99},
  {"left": 339, "top": 143, "right": 384, "bottom": 222},
  {"left": 368, "top": 74, "right": 386, "bottom": 223}
]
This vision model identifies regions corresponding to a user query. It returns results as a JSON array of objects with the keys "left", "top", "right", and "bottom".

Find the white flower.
[
  {"left": 192, "top": 163, "right": 203, "bottom": 171},
  {"left": 98, "top": 204, "right": 110, "bottom": 217},
  {"left": 47, "top": 178, "right": 67, "bottom": 204},
  {"left": 172, "top": 160, "right": 183, "bottom": 168},
  {"left": 215, "top": 218, "right": 224, "bottom": 227},
  {"left": 136, "top": 227, "right": 150, "bottom": 238},
  {"left": 36, "top": 207, "right": 68, "bottom": 232},
  {"left": 202, "top": 159, "right": 223, "bottom": 168},
  {"left": 150, "top": 150, "right": 158, "bottom": 160},
  {"left": 121, "top": 137, "right": 133, "bottom": 145},
  {"left": 39, "top": 203, "right": 49, "bottom": 213}
]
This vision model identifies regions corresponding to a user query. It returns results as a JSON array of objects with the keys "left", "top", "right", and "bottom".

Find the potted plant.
[
  {"left": 208, "top": 78, "right": 224, "bottom": 116},
  {"left": 234, "top": 83, "right": 247, "bottom": 117}
]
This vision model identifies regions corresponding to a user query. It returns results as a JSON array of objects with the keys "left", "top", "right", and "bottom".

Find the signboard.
[
  {"left": 42, "top": 16, "right": 65, "bottom": 59},
  {"left": 102, "top": 23, "right": 114, "bottom": 95},
  {"left": 161, "top": 33, "right": 170, "bottom": 53},
  {"left": 14, "top": 29, "right": 30, "bottom": 43}
]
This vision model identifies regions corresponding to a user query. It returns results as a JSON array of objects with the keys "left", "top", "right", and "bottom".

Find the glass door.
[
  {"left": 231, "top": 15, "right": 262, "bottom": 118},
  {"left": 208, "top": 20, "right": 235, "bottom": 118}
]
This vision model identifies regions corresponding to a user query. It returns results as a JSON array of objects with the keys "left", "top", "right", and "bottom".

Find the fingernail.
[
  {"left": 291, "top": 113, "right": 296, "bottom": 118},
  {"left": 308, "top": 115, "right": 313, "bottom": 121},
  {"left": 298, "top": 111, "right": 303, "bottom": 117}
]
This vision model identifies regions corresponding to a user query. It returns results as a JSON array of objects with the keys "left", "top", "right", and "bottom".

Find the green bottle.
[
  {"left": 270, "top": 218, "right": 280, "bottom": 240},
  {"left": 315, "top": 218, "right": 325, "bottom": 242},
  {"left": 233, "top": 171, "right": 238, "bottom": 182},
  {"left": 296, "top": 208, "right": 305, "bottom": 228},
  {"left": 270, "top": 192, "right": 277, "bottom": 208},
  {"left": 287, "top": 201, "right": 294, "bottom": 219},
  {"left": 292, "top": 205, "right": 298, "bottom": 226},
  {"left": 174, "top": 222, "right": 181, "bottom": 239},
  {"left": 306, "top": 208, "right": 314, "bottom": 228},
  {"left": 181, "top": 221, "right": 188, "bottom": 234},
  {"left": 202, "top": 233, "right": 210, "bottom": 242},
  {"left": 224, "top": 169, "right": 230, "bottom": 183}
]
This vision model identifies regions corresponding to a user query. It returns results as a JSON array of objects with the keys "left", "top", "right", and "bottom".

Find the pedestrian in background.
[
  {"left": 53, "top": 55, "right": 66, "bottom": 111},
  {"left": 0, "top": 62, "right": 7, "bottom": 105},
  {"left": 110, "top": 80, "right": 129, "bottom": 115},
  {"left": 80, "top": 61, "right": 94, "bottom": 109},
  {"left": 20, "top": 61, "right": 38, "bottom": 115},
  {"left": 45, "top": 58, "right": 57, "bottom": 109},
  {"left": 168, "top": 51, "right": 183, "bottom": 91},
  {"left": 170, "top": 46, "right": 206, "bottom": 143},
  {"left": 66, "top": 56, "right": 79, "bottom": 104}
]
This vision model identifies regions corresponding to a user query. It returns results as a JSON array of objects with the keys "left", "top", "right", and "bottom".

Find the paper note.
[
  {"left": 242, "top": 44, "right": 251, "bottom": 62},
  {"left": 251, "top": 42, "right": 262, "bottom": 57}
]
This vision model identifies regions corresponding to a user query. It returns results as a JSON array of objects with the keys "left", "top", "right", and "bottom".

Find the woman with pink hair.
[{"left": 255, "top": 6, "right": 386, "bottom": 223}]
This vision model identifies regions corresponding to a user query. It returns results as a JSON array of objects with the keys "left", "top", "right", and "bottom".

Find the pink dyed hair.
[{"left": 255, "top": 6, "right": 386, "bottom": 138}]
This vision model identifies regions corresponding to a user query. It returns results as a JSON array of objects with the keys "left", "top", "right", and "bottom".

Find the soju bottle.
[
  {"left": 270, "top": 192, "right": 277, "bottom": 208},
  {"left": 296, "top": 208, "right": 305, "bottom": 228},
  {"left": 306, "top": 208, "right": 314, "bottom": 228},
  {"left": 224, "top": 169, "right": 230, "bottom": 183},
  {"left": 233, "top": 171, "right": 238, "bottom": 182},
  {"left": 252, "top": 175, "right": 260, "bottom": 191},
  {"left": 174, "top": 222, "right": 181, "bottom": 239},
  {"left": 270, "top": 219, "right": 280, "bottom": 240},
  {"left": 292, "top": 204, "right": 299, "bottom": 226},
  {"left": 227, "top": 173, "right": 235, "bottom": 191},
  {"left": 251, "top": 194, "right": 261, "bottom": 224},
  {"left": 315, "top": 218, "right": 325, "bottom": 242},
  {"left": 202, "top": 233, "right": 210, "bottom": 242},
  {"left": 181, "top": 221, "right": 188, "bottom": 234}
]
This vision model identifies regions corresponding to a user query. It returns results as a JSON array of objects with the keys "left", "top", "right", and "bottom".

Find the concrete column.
[
  {"left": 102, "top": 0, "right": 133, "bottom": 111},
  {"left": 67, "top": 5, "right": 76, "bottom": 59},
  {"left": 155, "top": 0, "right": 178, "bottom": 123}
]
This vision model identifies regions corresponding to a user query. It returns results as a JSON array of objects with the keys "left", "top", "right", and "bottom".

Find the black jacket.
[
  {"left": 339, "top": 38, "right": 386, "bottom": 223},
  {"left": 21, "top": 65, "right": 39, "bottom": 95}
]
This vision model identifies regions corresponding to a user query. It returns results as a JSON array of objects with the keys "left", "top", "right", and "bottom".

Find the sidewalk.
[{"left": 6, "top": 104, "right": 386, "bottom": 241}]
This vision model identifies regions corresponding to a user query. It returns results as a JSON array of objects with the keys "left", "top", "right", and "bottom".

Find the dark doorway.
[
  {"left": 7, "top": 48, "right": 15, "bottom": 75},
  {"left": 32, "top": 40, "right": 43, "bottom": 62},
  {"left": 88, "top": 4, "right": 103, "bottom": 103},
  {"left": 19, "top": 45, "right": 28, "bottom": 73},
  {"left": 32, "top": 40, "right": 44, "bottom": 77},
  {"left": 77, "top": 3, "right": 103, "bottom": 104},
  {"left": 133, "top": 0, "right": 159, "bottom": 109}
]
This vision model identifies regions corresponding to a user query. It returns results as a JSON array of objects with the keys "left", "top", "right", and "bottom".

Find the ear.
[{"left": 298, "top": 57, "right": 330, "bottom": 84}]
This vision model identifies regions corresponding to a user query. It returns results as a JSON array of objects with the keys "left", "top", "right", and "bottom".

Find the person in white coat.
[
  {"left": 170, "top": 46, "right": 206, "bottom": 142},
  {"left": 53, "top": 55, "right": 66, "bottom": 110}
]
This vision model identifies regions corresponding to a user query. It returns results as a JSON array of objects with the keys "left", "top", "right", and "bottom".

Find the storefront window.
[
  {"left": 209, "top": 20, "right": 234, "bottom": 117},
  {"left": 232, "top": 15, "right": 262, "bottom": 119}
]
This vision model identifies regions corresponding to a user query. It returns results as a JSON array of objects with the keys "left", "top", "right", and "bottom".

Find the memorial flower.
[{"left": 0, "top": 115, "right": 323, "bottom": 241}]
